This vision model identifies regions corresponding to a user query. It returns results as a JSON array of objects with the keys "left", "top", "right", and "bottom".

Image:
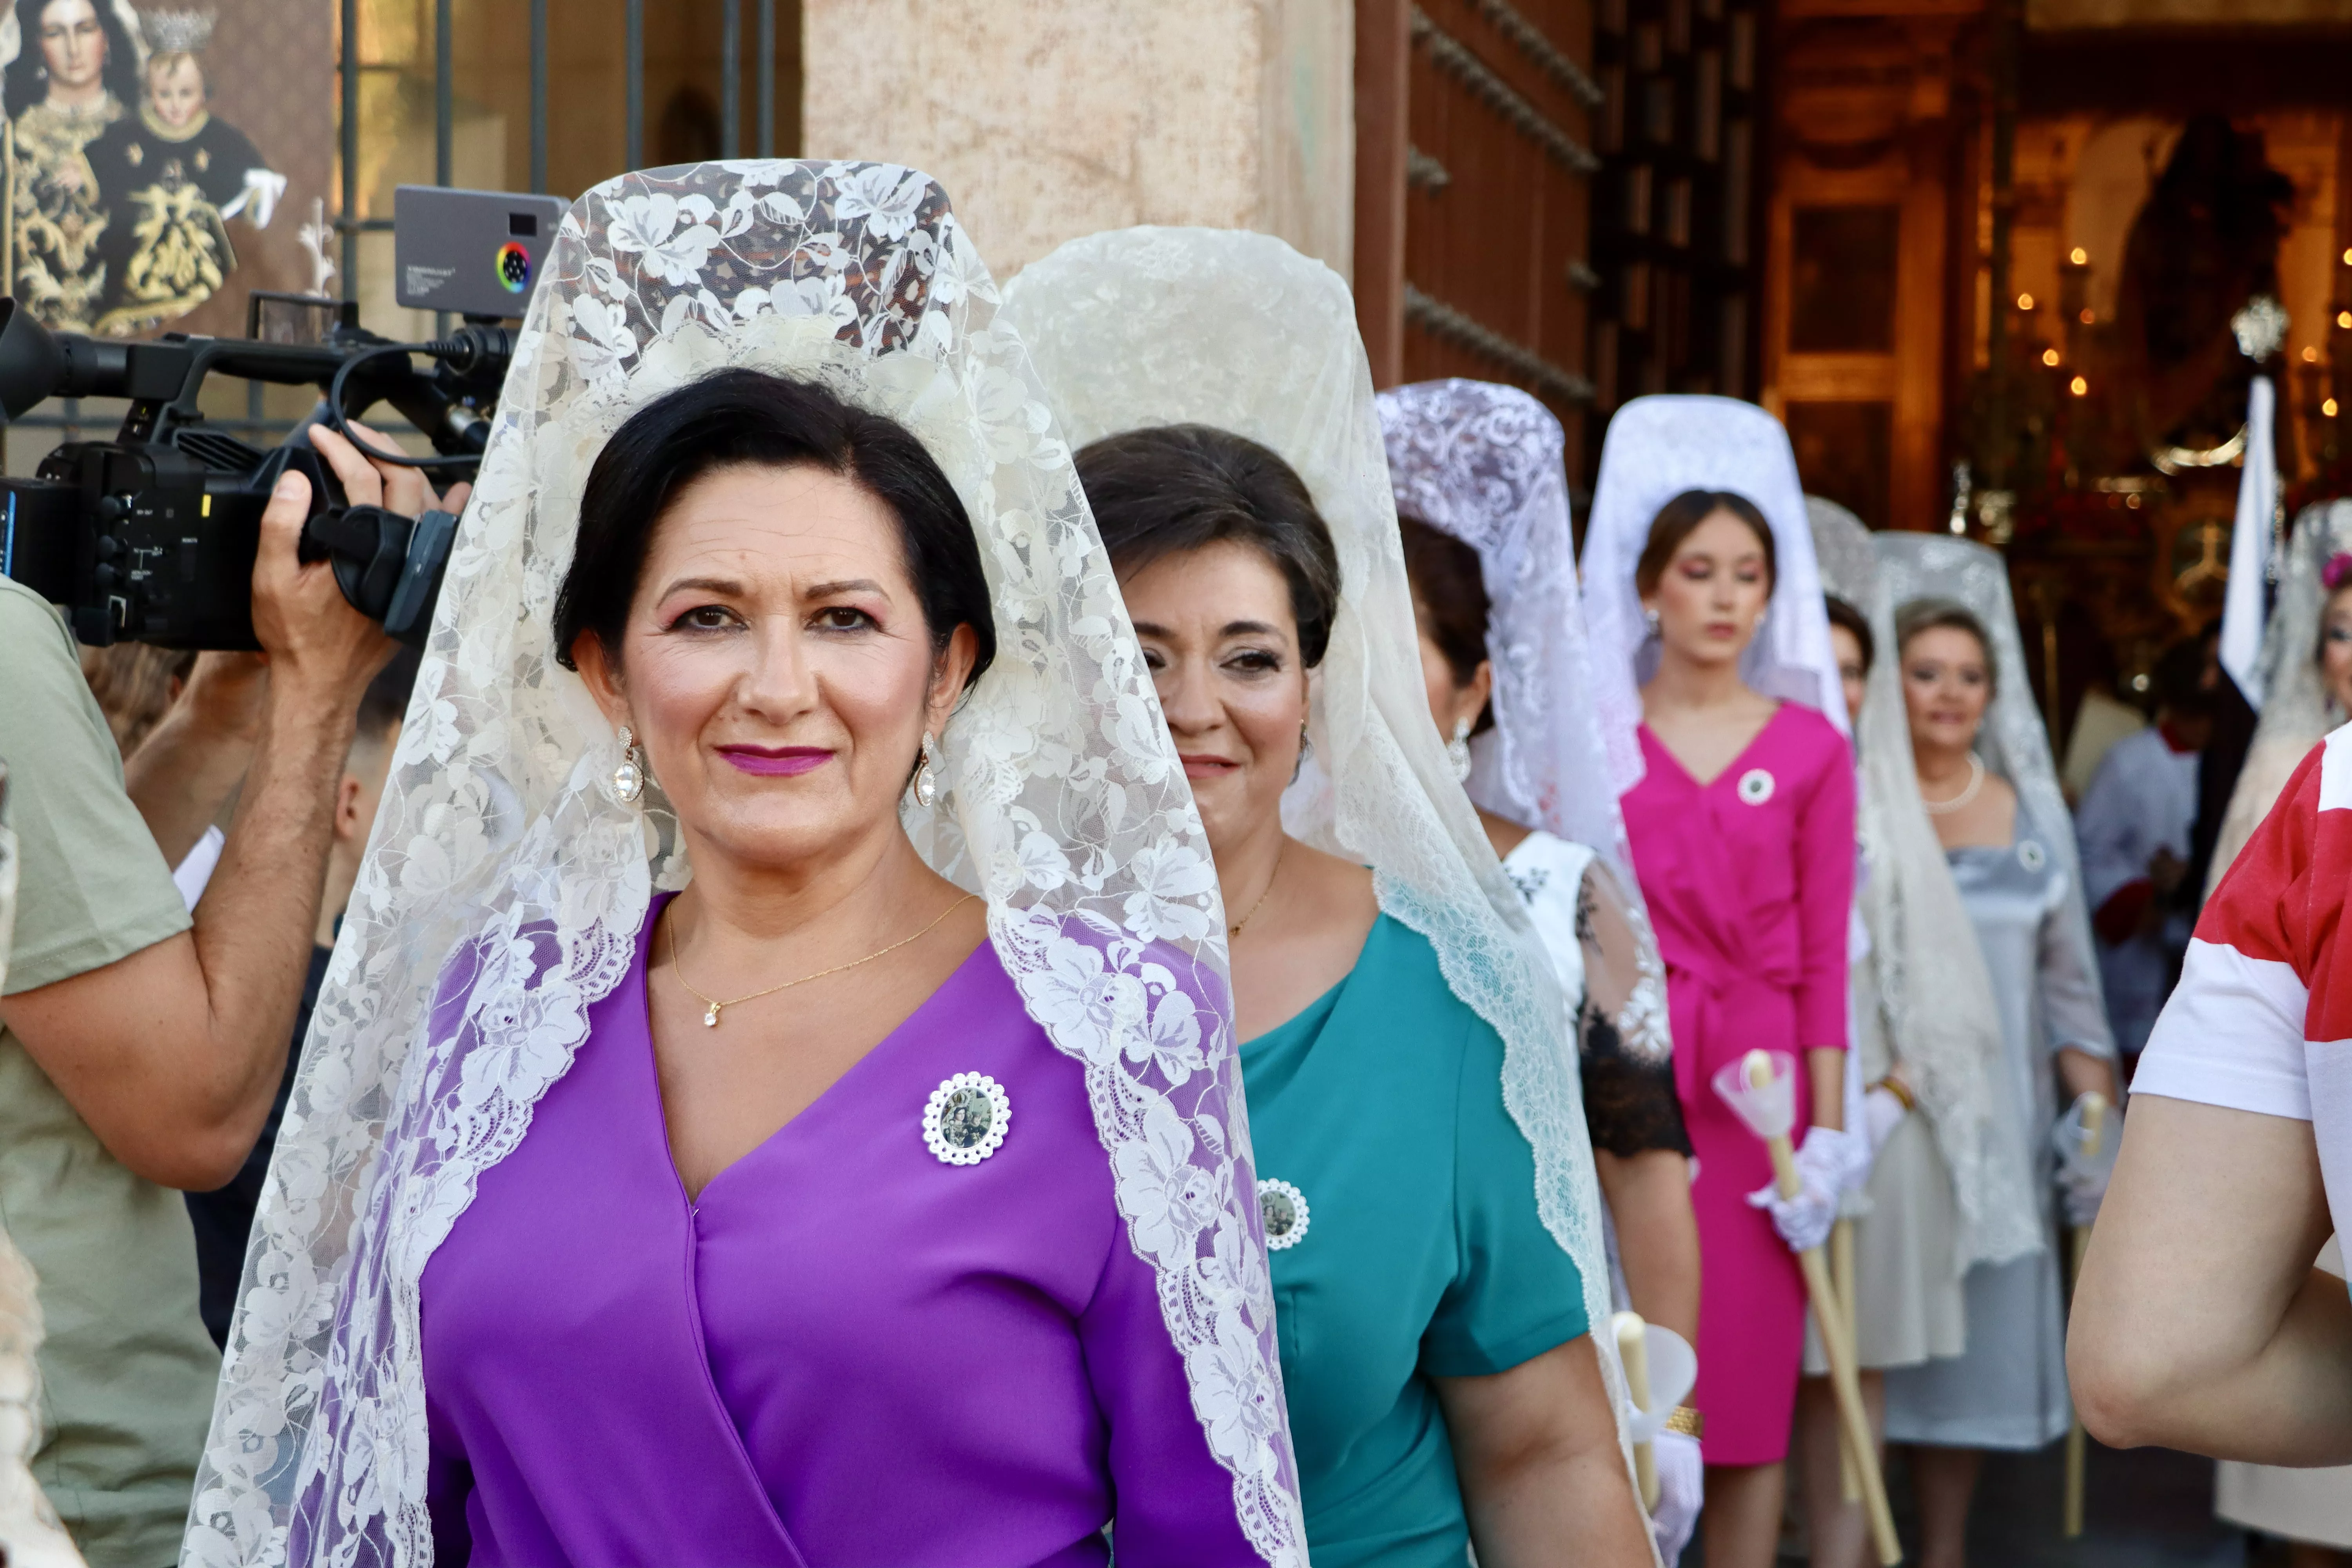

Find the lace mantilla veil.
[
  {"left": 2208, "top": 497, "right": 2352, "bottom": 893},
  {"left": 1808, "top": 501, "right": 2040, "bottom": 1267},
  {"left": 1872, "top": 533, "right": 2110, "bottom": 1040},
  {"left": 998, "top": 228, "right": 1641, "bottom": 1495},
  {"left": 1578, "top": 396, "right": 1849, "bottom": 800},
  {"left": 1377, "top": 377, "right": 1670, "bottom": 1062},
  {"left": 183, "top": 165, "right": 1304, "bottom": 1568}
]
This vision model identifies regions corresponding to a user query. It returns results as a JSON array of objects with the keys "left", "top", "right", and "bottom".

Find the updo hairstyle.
[
  {"left": 1824, "top": 594, "right": 1875, "bottom": 675},
  {"left": 1894, "top": 598, "right": 1998, "bottom": 697},
  {"left": 1075, "top": 423, "right": 1342, "bottom": 669},
  {"left": 1633, "top": 489, "right": 1777, "bottom": 598},
  {"left": 1397, "top": 515, "right": 1495, "bottom": 735},
  {"left": 552, "top": 368, "right": 997, "bottom": 689}
]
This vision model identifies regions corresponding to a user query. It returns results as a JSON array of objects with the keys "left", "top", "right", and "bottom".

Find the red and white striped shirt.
[{"left": 2138, "top": 728, "right": 2352, "bottom": 1224}]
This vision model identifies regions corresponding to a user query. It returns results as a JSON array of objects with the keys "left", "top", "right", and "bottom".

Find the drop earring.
[
  {"left": 911, "top": 730, "right": 940, "bottom": 808},
  {"left": 612, "top": 725, "right": 645, "bottom": 804},
  {"left": 1644, "top": 606, "right": 1661, "bottom": 636},
  {"left": 1446, "top": 716, "right": 1474, "bottom": 783}
]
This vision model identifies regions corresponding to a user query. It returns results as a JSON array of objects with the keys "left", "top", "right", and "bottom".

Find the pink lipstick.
[{"left": 717, "top": 744, "right": 833, "bottom": 777}]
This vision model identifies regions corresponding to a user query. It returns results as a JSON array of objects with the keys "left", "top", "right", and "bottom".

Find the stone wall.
[{"left": 802, "top": 0, "right": 1354, "bottom": 280}]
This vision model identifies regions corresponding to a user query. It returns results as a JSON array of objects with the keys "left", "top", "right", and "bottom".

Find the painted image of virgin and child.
[{"left": 2, "top": 0, "right": 284, "bottom": 335}]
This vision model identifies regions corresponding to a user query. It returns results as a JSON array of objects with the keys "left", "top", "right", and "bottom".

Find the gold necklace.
[
  {"left": 1228, "top": 846, "right": 1282, "bottom": 938},
  {"left": 670, "top": 893, "right": 978, "bottom": 1029}
]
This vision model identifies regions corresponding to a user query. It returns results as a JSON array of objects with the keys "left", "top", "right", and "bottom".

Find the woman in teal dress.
[{"left": 1002, "top": 227, "right": 1653, "bottom": 1567}]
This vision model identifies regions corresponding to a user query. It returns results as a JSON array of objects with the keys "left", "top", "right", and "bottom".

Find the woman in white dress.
[
  {"left": 1381, "top": 376, "right": 1706, "bottom": 1560},
  {"left": 1795, "top": 503, "right": 2025, "bottom": 1568},
  {"left": 1874, "top": 536, "right": 2120, "bottom": 1568}
]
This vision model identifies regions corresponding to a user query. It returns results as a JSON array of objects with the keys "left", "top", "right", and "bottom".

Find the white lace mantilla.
[{"left": 184, "top": 163, "right": 1302, "bottom": 1568}]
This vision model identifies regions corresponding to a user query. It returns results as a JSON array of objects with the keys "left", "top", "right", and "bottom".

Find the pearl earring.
[
  {"left": 1446, "top": 716, "right": 1474, "bottom": 783},
  {"left": 911, "top": 730, "right": 940, "bottom": 809},
  {"left": 1644, "top": 606, "right": 1661, "bottom": 636},
  {"left": 612, "top": 725, "right": 645, "bottom": 804}
]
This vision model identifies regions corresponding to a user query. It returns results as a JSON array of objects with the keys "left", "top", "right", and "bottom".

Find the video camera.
[{"left": 0, "top": 186, "right": 566, "bottom": 650}]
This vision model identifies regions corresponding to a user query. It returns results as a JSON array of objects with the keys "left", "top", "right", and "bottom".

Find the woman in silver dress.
[{"left": 1874, "top": 536, "right": 2119, "bottom": 1568}]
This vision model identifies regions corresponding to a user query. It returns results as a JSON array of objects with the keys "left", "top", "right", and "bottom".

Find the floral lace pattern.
[
  {"left": 1577, "top": 396, "right": 1849, "bottom": 799},
  {"left": 1000, "top": 228, "right": 1639, "bottom": 1516},
  {"left": 1810, "top": 499, "right": 2040, "bottom": 1269},
  {"left": 184, "top": 164, "right": 1302, "bottom": 1568},
  {"left": 1377, "top": 379, "right": 1673, "bottom": 1068}
]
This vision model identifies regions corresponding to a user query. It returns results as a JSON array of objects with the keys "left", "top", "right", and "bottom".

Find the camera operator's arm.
[
  {"left": 0, "top": 450, "right": 398, "bottom": 1190},
  {"left": 123, "top": 651, "right": 267, "bottom": 868}
]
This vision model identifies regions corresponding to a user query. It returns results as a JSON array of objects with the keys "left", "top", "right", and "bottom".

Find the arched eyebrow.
[{"left": 652, "top": 575, "right": 893, "bottom": 601}]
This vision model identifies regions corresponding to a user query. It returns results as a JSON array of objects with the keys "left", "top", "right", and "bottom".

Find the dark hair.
[
  {"left": 1633, "top": 489, "right": 1777, "bottom": 597},
  {"left": 1398, "top": 515, "right": 1495, "bottom": 735},
  {"left": 1824, "top": 595, "right": 1875, "bottom": 675},
  {"left": 1075, "top": 424, "right": 1341, "bottom": 668},
  {"left": 5, "top": 0, "right": 142, "bottom": 120},
  {"left": 358, "top": 646, "right": 421, "bottom": 740},
  {"left": 552, "top": 368, "right": 995, "bottom": 690},
  {"left": 1895, "top": 597, "right": 1998, "bottom": 696},
  {"left": 2149, "top": 636, "right": 2216, "bottom": 717}
]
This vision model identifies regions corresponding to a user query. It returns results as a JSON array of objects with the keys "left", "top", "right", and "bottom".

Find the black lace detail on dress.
[{"left": 1580, "top": 1000, "right": 1693, "bottom": 1158}]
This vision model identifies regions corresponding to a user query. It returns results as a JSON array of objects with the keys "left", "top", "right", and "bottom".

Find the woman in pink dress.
[{"left": 1580, "top": 397, "right": 1863, "bottom": 1568}]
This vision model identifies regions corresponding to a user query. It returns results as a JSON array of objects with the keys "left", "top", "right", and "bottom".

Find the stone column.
[{"left": 802, "top": 0, "right": 1354, "bottom": 281}]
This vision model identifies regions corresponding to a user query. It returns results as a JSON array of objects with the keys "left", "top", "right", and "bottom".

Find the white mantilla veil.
[
  {"left": 998, "top": 228, "right": 1637, "bottom": 1489},
  {"left": 1578, "top": 396, "right": 1847, "bottom": 796},
  {"left": 1808, "top": 501, "right": 2039, "bottom": 1267},
  {"left": 1872, "top": 533, "right": 2109, "bottom": 1036},
  {"left": 2209, "top": 497, "right": 2352, "bottom": 893},
  {"left": 1377, "top": 377, "right": 1670, "bottom": 1062},
  {"left": 184, "top": 165, "right": 1303, "bottom": 1568}
]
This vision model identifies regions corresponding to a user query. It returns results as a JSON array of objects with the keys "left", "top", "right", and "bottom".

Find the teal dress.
[{"left": 1243, "top": 914, "right": 1591, "bottom": 1567}]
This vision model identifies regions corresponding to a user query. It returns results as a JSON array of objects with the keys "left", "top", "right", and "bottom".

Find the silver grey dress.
[{"left": 1881, "top": 829, "right": 2115, "bottom": 1450}]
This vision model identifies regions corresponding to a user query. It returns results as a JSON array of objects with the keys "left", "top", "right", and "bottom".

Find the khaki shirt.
[{"left": 0, "top": 574, "right": 216, "bottom": 1568}]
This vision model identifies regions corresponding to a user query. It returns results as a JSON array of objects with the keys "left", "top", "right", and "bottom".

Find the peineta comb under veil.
[{"left": 183, "top": 164, "right": 1303, "bottom": 1568}]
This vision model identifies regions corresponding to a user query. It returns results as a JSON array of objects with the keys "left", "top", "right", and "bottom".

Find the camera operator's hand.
[
  {"left": 254, "top": 428, "right": 399, "bottom": 703},
  {"left": 327, "top": 419, "right": 473, "bottom": 518}
]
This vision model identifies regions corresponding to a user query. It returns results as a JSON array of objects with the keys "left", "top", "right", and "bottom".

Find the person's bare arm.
[
  {"left": 1436, "top": 1335, "right": 1654, "bottom": 1566},
  {"left": 1806, "top": 1045, "right": 1845, "bottom": 1131},
  {"left": 2058, "top": 1044, "right": 2118, "bottom": 1105},
  {"left": 2069, "top": 1094, "right": 2352, "bottom": 1463},
  {"left": 0, "top": 432, "right": 411, "bottom": 1189},
  {"left": 122, "top": 650, "right": 267, "bottom": 867},
  {"left": 1597, "top": 1149, "right": 1700, "bottom": 1343}
]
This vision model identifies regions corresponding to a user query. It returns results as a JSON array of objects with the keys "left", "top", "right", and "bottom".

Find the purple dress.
[{"left": 419, "top": 893, "right": 1255, "bottom": 1567}]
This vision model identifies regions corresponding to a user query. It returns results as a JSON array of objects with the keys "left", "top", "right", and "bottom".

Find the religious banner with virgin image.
[{"left": 0, "top": 0, "right": 332, "bottom": 338}]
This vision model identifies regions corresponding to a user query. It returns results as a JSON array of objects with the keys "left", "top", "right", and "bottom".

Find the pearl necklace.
[{"left": 1920, "top": 751, "right": 1986, "bottom": 817}]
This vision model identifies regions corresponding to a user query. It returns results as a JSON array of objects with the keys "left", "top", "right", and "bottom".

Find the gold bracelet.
[
  {"left": 1664, "top": 1405, "right": 1704, "bottom": 1438},
  {"left": 1872, "top": 1074, "right": 1918, "bottom": 1113}
]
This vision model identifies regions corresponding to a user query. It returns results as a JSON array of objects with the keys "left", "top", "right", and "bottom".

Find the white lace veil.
[
  {"left": 1377, "top": 377, "right": 1671, "bottom": 1061},
  {"left": 1873, "top": 533, "right": 2109, "bottom": 1036},
  {"left": 998, "top": 228, "right": 1635, "bottom": 1485},
  {"left": 1808, "top": 501, "right": 2040, "bottom": 1267},
  {"left": 184, "top": 166, "right": 1303, "bottom": 1568},
  {"left": 1578, "top": 396, "right": 1848, "bottom": 797},
  {"left": 2243, "top": 499, "right": 2352, "bottom": 759},
  {"left": 2207, "top": 499, "right": 2352, "bottom": 893}
]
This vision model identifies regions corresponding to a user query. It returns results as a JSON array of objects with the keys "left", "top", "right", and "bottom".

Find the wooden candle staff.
[
  {"left": 1743, "top": 1049, "right": 1902, "bottom": 1566},
  {"left": 1613, "top": 1311, "right": 1661, "bottom": 1512},
  {"left": 2062, "top": 1091, "right": 2109, "bottom": 1540},
  {"left": 1833, "top": 1215, "right": 1862, "bottom": 1501}
]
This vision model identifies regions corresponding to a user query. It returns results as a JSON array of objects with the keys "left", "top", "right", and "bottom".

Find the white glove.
[
  {"left": 1862, "top": 1083, "right": 1910, "bottom": 1157},
  {"left": 1746, "top": 1125, "right": 1860, "bottom": 1254},
  {"left": 1650, "top": 1428, "right": 1703, "bottom": 1563},
  {"left": 2053, "top": 1095, "right": 2120, "bottom": 1227}
]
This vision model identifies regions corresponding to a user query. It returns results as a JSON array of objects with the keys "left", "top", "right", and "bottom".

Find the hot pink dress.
[{"left": 1620, "top": 702, "right": 1855, "bottom": 1465}]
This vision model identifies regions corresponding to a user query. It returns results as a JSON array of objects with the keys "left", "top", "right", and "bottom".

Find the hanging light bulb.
[{"left": 2070, "top": 375, "right": 2089, "bottom": 396}]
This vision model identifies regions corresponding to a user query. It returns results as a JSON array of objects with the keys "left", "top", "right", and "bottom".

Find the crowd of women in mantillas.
[{"left": 16, "top": 156, "right": 2352, "bottom": 1568}]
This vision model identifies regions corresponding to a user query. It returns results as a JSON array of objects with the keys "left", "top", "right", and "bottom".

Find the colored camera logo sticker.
[{"left": 494, "top": 241, "right": 531, "bottom": 294}]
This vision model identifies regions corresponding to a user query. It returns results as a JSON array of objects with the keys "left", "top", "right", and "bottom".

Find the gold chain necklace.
[
  {"left": 670, "top": 893, "right": 978, "bottom": 1029},
  {"left": 1228, "top": 846, "right": 1282, "bottom": 938}
]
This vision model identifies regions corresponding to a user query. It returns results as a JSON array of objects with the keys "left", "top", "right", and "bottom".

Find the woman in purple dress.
[{"left": 183, "top": 164, "right": 1303, "bottom": 1568}]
